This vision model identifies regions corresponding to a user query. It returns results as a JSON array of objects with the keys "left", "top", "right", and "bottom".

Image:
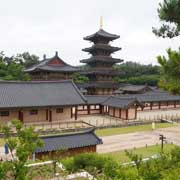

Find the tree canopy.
[
  {"left": 157, "top": 48, "right": 180, "bottom": 94},
  {"left": 153, "top": 0, "right": 180, "bottom": 38},
  {"left": 114, "top": 62, "right": 160, "bottom": 86},
  {"left": 0, "top": 52, "right": 39, "bottom": 81}
]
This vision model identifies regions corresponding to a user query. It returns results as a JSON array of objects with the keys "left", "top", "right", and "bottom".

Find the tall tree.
[
  {"left": 157, "top": 48, "right": 180, "bottom": 94},
  {"left": 153, "top": 0, "right": 180, "bottom": 38},
  {"left": 14, "top": 52, "right": 39, "bottom": 68}
]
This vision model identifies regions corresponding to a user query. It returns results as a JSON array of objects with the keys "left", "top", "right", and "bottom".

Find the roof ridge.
[
  {"left": 40, "top": 128, "right": 95, "bottom": 139},
  {"left": 0, "top": 80, "right": 72, "bottom": 84}
]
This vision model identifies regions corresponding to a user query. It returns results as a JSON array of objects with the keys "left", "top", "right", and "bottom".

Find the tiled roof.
[
  {"left": 80, "top": 70, "right": 122, "bottom": 76},
  {"left": 82, "top": 44, "right": 121, "bottom": 53},
  {"left": 102, "top": 96, "right": 143, "bottom": 109},
  {"left": 25, "top": 53, "right": 78, "bottom": 73},
  {"left": 0, "top": 80, "right": 86, "bottom": 108},
  {"left": 35, "top": 128, "right": 102, "bottom": 153},
  {"left": 84, "top": 29, "right": 120, "bottom": 41},
  {"left": 85, "top": 95, "right": 109, "bottom": 104},
  {"left": 119, "top": 85, "right": 152, "bottom": 92},
  {"left": 118, "top": 92, "right": 180, "bottom": 103},
  {"left": 77, "top": 82, "right": 119, "bottom": 89},
  {"left": 80, "top": 56, "right": 123, "bottom": 64}
]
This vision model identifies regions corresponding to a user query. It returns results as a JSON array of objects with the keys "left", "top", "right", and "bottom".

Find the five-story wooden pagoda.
[{"left": 80, "top": 20, "right": 123, "bottom": 95}]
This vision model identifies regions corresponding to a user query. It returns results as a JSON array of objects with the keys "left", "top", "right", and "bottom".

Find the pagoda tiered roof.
[
  {"left": 80, "top": 69, "right": 123, "bottom": 76},
  {"left": 82, "top": 44, "right": 121, "bottom": 53},
  {"left": 25, "top": 52, "right": 78, "bottom": 73},
  {"left": 80, "top": 56, "right": 123, "bottom": 64},
  {"left": 84, "top": 29, "right": 120, "bottom": 41}
]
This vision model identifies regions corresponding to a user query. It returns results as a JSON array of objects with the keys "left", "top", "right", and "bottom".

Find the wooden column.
[
  {"left": 18, "top": 111, "right": 24, "bottom": 122},
  {"left": 75, "top": 106, "right": 77, "bottom": 120},
  {"left": 100, "top": 105, "right": 102, "bottom": 114},
  {"left": 113, "top": 107, "right": 115, "bottom": 117},
  {"left": 174, "top": 101, "right": 177, "bottom": 108},
  {"left": 49, "top": 110, "right": 52, "bottom": 122},
  {"left": 158, "top": 102, "right": 161, "bottom": 109},
  {"left": 87, "top": 105, "right": 90, "bottom": 115},
  {"left": 46, "top": 109, "right": 49, "bottom": 121},
  {"left": 150, "top": 102, "right": 153, "bottom": 110},
  {"left": 135, "top": 106, "right": 137, "bottom": 119},
  {"left": 71, "top": 107, "right": 73, "bottom": 118},
  {"left": 119, "top": 109, "right": 121, "bottom": 119},
  {"left": 126, "top": 109, "right": 128, "bottom": 120}
]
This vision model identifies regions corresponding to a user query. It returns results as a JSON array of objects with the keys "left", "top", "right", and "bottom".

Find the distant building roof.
[
  {"left": 85, "top": 95, "right": 109, "bottom": 104},
  {"left": 35, "top": 128, "right": 102, "bottom": 153},
  {"left": 83, "top": 29, "right": 120, "bottom": 41},
  {"left": 102, "top": 96, "right": 143, "bottom": 109},
  {"left": 25, "top": 52, "right": 78, "bottom": 73},
  {"left": 118, "top": 92, "right": 180, "bottom": 103},
  {"left": 0, "top": 80, "right": 86, "bottom": 108},
  {"left": 119, "top": 84, "right": 152, "bottom": 93}
]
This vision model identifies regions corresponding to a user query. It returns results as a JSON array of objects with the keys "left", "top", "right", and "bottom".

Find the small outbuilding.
[{"left": 34, "top": 128, "right": 102, "bottom": 159}]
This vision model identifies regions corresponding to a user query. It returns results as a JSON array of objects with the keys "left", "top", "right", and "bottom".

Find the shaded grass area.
[
  {"left": 96, "top": 123, "right": 174, "bottom": 137},
  {"left": 103, "top": 144, "right": 175, "bottom": 163}
]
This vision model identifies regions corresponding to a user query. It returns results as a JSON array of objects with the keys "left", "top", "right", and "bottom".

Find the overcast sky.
[{"left": 0, "top": 0, "right": 180, "bottom": 65}]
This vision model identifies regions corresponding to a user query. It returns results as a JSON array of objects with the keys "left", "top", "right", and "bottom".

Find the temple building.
[
  {"left": 80, "top": 20, "right": 123, "bottom": 95},
  {"left": 25, "top": 51, "right": 78, "bottom": 80}
]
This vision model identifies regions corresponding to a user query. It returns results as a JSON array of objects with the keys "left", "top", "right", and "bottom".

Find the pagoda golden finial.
[{"left": 100, "top": 16, "right": 103, "bottom": 29}]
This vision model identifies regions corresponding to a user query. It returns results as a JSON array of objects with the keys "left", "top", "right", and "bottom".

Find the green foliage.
[
  {"left": 157, "top": 48, "right": 180, "bottom": 94},
  {"left": 114, "top": 62, "right": 160, "bottom": 86},
  {"left": 14, "top": 52, "right": 39, "bottom": 68},
  {"left": 0, "top": 51, "right": 39, "bottom": 81},
  {"left": 72, "top": 72, "right": 89, "bottom": 83},
  {"left": 153, "top": 0, "right": 180, "bottom": 38},
  {"left": 62, "top": 146, "right": 180, "bottom": 179},
  {"left": 0, "top": 120, "right": 43, "bottom": 180}
]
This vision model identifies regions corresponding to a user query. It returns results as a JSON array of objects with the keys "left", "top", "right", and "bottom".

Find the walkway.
[{"left": 97, "top": 126, "right": 180, "bottom": 153}]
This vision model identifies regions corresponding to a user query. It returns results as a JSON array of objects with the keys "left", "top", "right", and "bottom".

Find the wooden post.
[
  {"left": 18, "top": 110, "right": 24, "bottom": 122},
  {"left": 49, "top": 110, "right": 52, "bottom": 122},
  {"left": 150, "top": 102, "right": 153, "bottom": 110},
  {"left": 71, "top": 107, "right": 73, "bottom": 118},
  {"left": 119, "top": 109, "right": 121, "bottom": 119},
  {"left": 46, "top": 109, "right": 49, "bottom": 121},
  {"left": 100, "top": 105, "right": 102, "bottom": 114},
  {"left": 158, "top": 102, "right": 161, "bottom": 109},
  {"left": 75, "top": 106, "right": 77, "bottom": 120},
  {"left": 113, "top": 107, "right": 115, "bottom": 117},
  {"left": 87, "top": 105, "right": 90, "bottom": 115},
  {"left": 174, "top": 101, "right": 177, "bottom": 108},
  {"left": 135, "top": 106, "right": 137, "bottom": 119},
  {"left": 126, "top": 109, "right": 128, "bottom": 120}
]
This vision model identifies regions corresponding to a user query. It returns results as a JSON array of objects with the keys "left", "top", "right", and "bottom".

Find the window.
[
  {"left": 0, "top": 111, "right": 9, "bottom": 117},
  {"left": 56, "top": 108, "right": 63, "bottom": 113},
  {"left": 30, "top": 109, "right": 38, "bottom": 115}
]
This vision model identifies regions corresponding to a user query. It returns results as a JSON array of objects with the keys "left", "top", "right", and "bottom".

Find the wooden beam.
[
  {"left": 46, "top": 109, "right": 49, "bottom": 121},
  {"left": 135, "top": 106, "right": 137, "bottom": 119}
]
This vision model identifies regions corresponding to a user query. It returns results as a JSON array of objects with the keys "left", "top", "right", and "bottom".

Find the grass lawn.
[
  {"left": 96, "top": 123, "right": 174, "bottom": 137},
  {"left": 103, "top": 144, "right": 176, "bottom": 163}
]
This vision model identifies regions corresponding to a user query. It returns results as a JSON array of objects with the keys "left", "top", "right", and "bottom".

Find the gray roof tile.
[
  {"left": 35, "top": 128, "right": 102, "bottom": 153},
  {"left": 0, "top": 80, "right": 86, "bottom": 108}
]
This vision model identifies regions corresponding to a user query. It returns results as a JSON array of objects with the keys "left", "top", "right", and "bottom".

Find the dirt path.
[{"left": 97, "top": 126, "right": 180, "bottom": 153}]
